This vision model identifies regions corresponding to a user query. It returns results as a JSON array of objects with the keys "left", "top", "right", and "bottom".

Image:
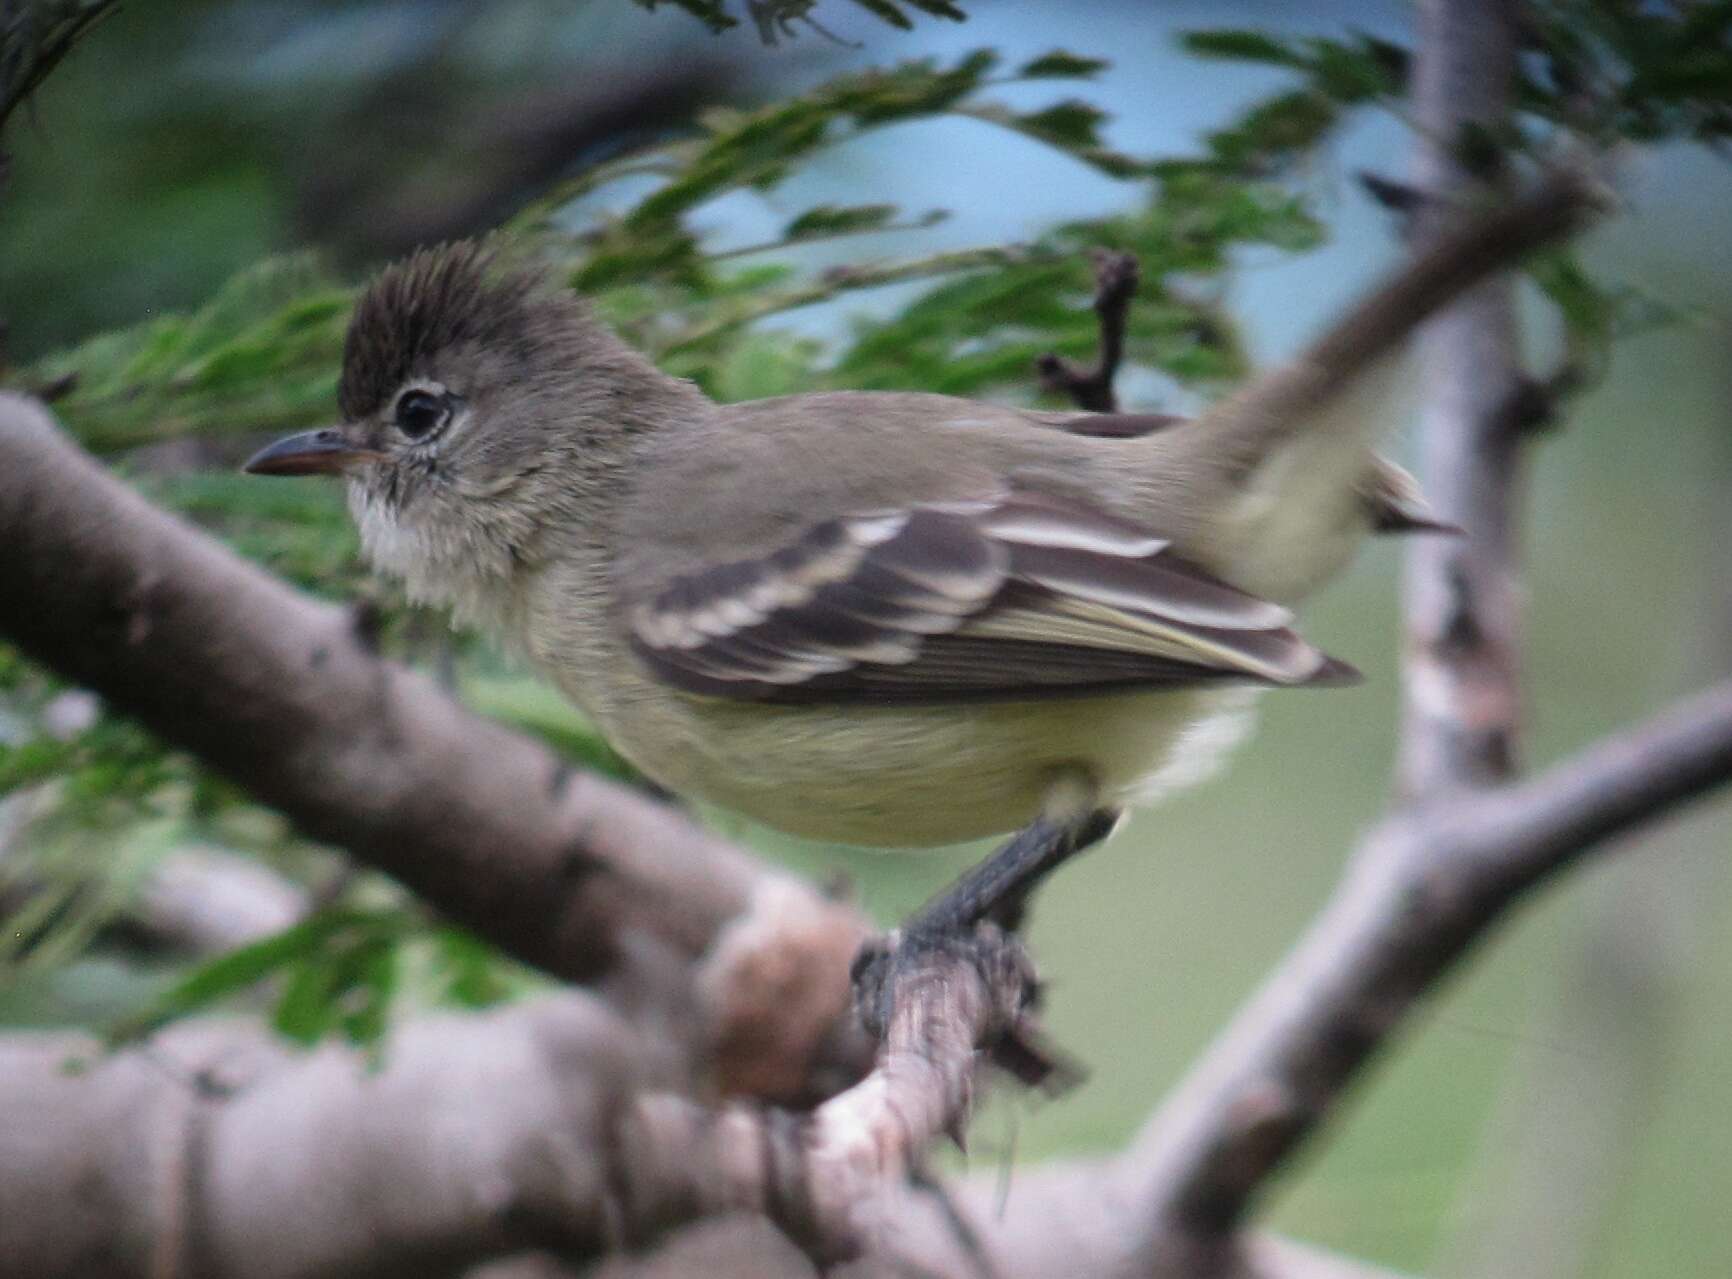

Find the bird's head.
[
  {"left": 244, "top": 241, "right": 691, "bottom": 618},
  {"left": 244, "top": 241, "right": 596, "bottom": 502}
]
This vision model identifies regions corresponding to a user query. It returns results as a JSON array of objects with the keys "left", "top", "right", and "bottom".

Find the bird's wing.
[{"left": 624, "top": 491, "right": 1356, "bottom": 705}]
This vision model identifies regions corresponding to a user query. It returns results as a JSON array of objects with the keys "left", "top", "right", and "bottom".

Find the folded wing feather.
[{"left": 626, "top": 492, "right": 1354, "bottom": 704}]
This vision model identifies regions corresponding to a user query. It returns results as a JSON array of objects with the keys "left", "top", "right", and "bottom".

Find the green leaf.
[
  {"left": 1307, "top": 35, "right": 1402, "bottom": 103},
  {"left": 1180, "top": 29, "right": 1305, "bottom": 68},
  {"left": 106, "top": 913, "right": 337, "bottom": 1043},
  {"left": 269, "top": 924, "right": 400, "bottom": 1057},
  {"left": 1017, "top": 51, "right": 1108, "bottom": 80},
  {"left": 711, "top": 331, "right": 827, "bottom": 401},
  {"left": 846, "top": 0, "right": 914, "bottom": 29},
  {"left": 1530, "top": 250, "right": 1614, "bottom": 347},
  {"left": 1015, "top": 100, "right": 1109, "bottom": 149},
  {"left": 271, "top": 951, "right": 344, "bottom": 1045},
  {"left": 338, "top": 937, "right": 399, "bottom": 1053},
  {"left": 106, "top": 908, "right": 411, "bottom": 1047},
  {"left": 1628, "top": 47, "right": 1732, "bottom": 103},
  {"left": 785, "top": 203, "right": 900, "bottom": 237},
  {"left": 1205, "top": 90, "right": 1339, "bottom": 170}
]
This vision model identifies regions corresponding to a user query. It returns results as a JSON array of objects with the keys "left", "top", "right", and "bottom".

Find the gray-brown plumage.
[{"left": 246, "top": 243, "right": 1421, "bottom": 847}]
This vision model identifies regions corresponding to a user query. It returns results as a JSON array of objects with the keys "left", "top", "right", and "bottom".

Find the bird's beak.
[{"left": 242, "top": 428, "right": 383, "bottom": 477}]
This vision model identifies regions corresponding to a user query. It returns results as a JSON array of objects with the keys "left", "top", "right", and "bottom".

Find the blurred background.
[{"left": 3, "top": 1, "right": 1730, "bottom": 1275}]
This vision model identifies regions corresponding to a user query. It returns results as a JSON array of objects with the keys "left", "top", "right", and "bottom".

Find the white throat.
[{"left": 348, "top": 481, "right": 522, "bottom": 631}]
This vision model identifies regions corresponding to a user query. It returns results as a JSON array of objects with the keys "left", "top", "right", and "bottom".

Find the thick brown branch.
[
  {"left": 1117, "top": 678, "right": 1732, "bottom": 1250},
  {"left": 0, "top": 991, "right": 1412, "bottom": 1279},
  {"left": 0, "top": 394, "right": 859, "bottom": 1004},
  {"left": 0, "top": 995, "right": 666, "bottom": 1279}
]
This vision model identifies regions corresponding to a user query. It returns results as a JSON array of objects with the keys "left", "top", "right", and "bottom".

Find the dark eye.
[{"left": 394, "top": 389, "right": 449, "bottom": 440}]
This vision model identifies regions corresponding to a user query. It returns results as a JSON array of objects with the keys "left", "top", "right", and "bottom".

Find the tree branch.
[
  {"left": 1106, "top": 5, "right": 1712, "bottom": 1242},
  {"left": 1111, "top": 5, "right": 1605, "bottom": 1256},
  {"left": 0, "top": 994, "right": 670, "bottom": 1279},
  {"left": 0, "top": 393, "right": 869, "bottom": 1096},
  {"left": 0, "top": 990, "right": 1414, "bottom": 1279}
]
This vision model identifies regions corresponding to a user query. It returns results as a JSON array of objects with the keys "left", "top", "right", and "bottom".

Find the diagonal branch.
[
  {"left": 0, "top": 393, "right": 869, "bottom": 1096},
  {"left": 1199, "top": 163, "right": 1603, "bottom": 460},
  {"left": 1118, "top": 677, "right": 1732, "bottom": 1251}
]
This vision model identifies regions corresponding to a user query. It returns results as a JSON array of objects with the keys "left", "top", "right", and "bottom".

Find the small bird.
[{"left": 245, "top": 243, "right": 1428, "bottom": 915}]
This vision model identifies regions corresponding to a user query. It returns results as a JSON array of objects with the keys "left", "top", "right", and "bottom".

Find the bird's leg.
[
  {"left": 851, "top": 808, "right": 1120, "bottom": 1089},
  {"left": 1035, "top": 248, "right": 1141, "bottom": 412},
  {"left": 908, "top": 807, "right": 1121, "bottom": 938}
]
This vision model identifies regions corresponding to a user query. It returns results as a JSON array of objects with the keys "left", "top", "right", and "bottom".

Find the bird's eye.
[{"left": 394, "top": 389, "right": 449, "bottom": 441}]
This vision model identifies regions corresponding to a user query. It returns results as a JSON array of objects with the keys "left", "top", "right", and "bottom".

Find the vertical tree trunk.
[{"left": 1399, "top": 0, "right": 1526, "bottom": 796}]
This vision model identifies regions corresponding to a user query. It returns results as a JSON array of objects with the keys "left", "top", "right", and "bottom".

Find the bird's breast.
[{"left": 584, "top": 679, "right": 1259, "bottom": 849}]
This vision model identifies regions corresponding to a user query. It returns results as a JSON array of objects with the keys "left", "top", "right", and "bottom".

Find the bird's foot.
[
  {"left": 848, "top": 808, "right": 1119, "bottom": 1092},
  {"left": 850, "top": 920, "right": 1081, "bottom": 1092}
]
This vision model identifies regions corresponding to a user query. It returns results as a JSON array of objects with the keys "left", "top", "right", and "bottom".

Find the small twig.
[
  {"left": 746, "top": 0, "right": 860, "bottom": 47},
  {"left": 1036, "top": 249, "right": 1141, "bottom": 412}
]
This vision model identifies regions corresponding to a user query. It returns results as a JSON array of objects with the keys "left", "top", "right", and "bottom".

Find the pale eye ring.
[{"left": 394, "top": 388, "right": 451, "bottom": 441}]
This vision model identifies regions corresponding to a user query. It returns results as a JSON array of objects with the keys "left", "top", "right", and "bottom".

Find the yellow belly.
[{"left": 595, "top": 684, "right": 1259, "bottom": 848}]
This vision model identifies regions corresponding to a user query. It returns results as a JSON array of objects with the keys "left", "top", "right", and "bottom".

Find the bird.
[{"left": 243, "top": 241, "right": 1434, "bottom": 932}]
